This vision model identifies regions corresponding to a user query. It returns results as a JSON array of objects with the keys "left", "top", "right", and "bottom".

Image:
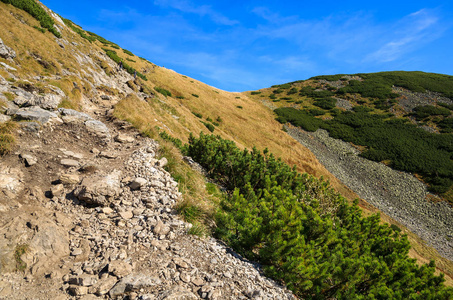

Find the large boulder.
[
  {"left": 58, "top": 108, "right": 93, "bottom": 122},
  {"left": 85, "top": 120, "right": 110, "bottom": 139},
  {"left": 14, "top": 106, "right": 60, "bottom": 123},
  {"left": 0, "top": 211, "right": 69, "bottom": 275},
  {"left": 74, "top": 171, "right": 121, "bottom": 206},
  {"left": 14, "top": 90, "right": 62, "bottom": 110}
]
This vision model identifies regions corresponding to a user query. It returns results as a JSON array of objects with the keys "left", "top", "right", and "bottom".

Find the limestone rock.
[
  {"left": 60, "top": 173, "right": 80, "bottom": 184},
  {"left": 129, "top": 177, "right": 147, "bottom": 190},
  {"left": 20, "top": 153, "right": 37, "bottom": 167},
  {"left": 50, "top": 184, "right": 65, "bottom": 198},
  {"left": 115, "top": 133, "right": 134, "bottom": 143},
  {"left": 58, "top": 108, "right": 93, "bottom": 122},
  {"left": 156, "top": 157, "right": 168, "bottom": 168},
  {"left": 77, "top": 274, "right": 98, "bottom": 287},
  {"left": 92, "top": 276, "right": 118, "bottom": 295},
  {"left": 0, "top": 114, "right": 11, "bottom": 123},
  {"left": 68, "top": 285, "right": 88, "bottom": 296},
  {"left": 85, "top": 120, "right": 110, "bottom": 138},
  {"left": 0, "top": 38, "right": 16, "bottom": 59},
  {"left": 74, "top": 171, "right": 121, "bottom": 206},
  {"left": 159, "top": 286, "right": 198, "bottom": 300},
  {"left": 60, "top": 159, "right": 80, "bottom": 168},
  {"left": 109, "top": 274, "right": 161, "bottom": 297},
  {"left": 119, "top": 211, "right": 133, "bottom": 220},
  {"left": 15, "top": 106, "right": 59, "bottom": 123},
  {"left": 108, "top": 260, "right": 132, "bottom": 278},
  {"left": 14, "top": 92, "right": 62, "bottom": 110}
]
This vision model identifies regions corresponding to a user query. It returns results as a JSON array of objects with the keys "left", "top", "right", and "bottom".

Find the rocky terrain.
[
  {"left": 285, "top": 126, "right": 453, "bottom": 261},
  {"left": 0, "top": 98, "right": 294, "bottom": 300},
  {"left": 0, "top": 29, "right": 295, "bottom": 298}
]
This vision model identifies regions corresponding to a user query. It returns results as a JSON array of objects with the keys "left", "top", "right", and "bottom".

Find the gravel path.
[{"left": 286, "top": 126, "right": 453, "bottom": 261}]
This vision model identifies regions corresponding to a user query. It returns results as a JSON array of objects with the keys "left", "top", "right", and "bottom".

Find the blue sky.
[{"left": 42, "top": 0, "right": 453, "bottom": 92}]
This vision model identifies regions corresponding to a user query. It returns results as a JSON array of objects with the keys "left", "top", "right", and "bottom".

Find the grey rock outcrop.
[
  {"left": 0, "top": 38, "right": 16, "bottom": 59},
  {"left": 74, "top": 171, "right": 121, "bottom": 206},
  {"left": 14, "top": 106, "right": 60, "bottom": 123}
]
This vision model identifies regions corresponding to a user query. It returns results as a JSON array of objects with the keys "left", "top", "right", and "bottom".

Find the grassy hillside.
[{"left": 1, "top": 0, "right": 453, "bottom": 291}]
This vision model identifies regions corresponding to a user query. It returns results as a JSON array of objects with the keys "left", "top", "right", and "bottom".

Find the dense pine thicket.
[
  {"left": 185, "top": 133, "right": 453, "bottom": 299},
  {"left": 1, "top": 0, "right": 61, "bottom": 37},
  {"left": 275, "top": 107, "right": 453, "bottom": 195},
  {"left": 312, "top": 71, "right": 453, "bottom": 100}
]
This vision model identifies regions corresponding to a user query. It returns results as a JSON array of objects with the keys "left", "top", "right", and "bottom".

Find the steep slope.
[
  {"left": 0, "top": 0, "right": 452, "bottom": 297},
  {"left": 0, "top": 2, "right": 298, "bottom": 298},
  {"left": 247, "top": 71, "right": 453, "bottom": 278}
]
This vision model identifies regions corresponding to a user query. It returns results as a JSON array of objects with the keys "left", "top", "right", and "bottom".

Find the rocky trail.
[
  {"left": 0, "top": 40, "right": 295, "bottom": 298},
  {"left": 0, "top": 105, "right": 295, "bottom": 299}
]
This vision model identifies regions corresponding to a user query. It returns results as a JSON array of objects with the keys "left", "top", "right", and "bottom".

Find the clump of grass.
[
  {"left": 14, "top": 244, "right": 29, "bottom": 271},
  {"left": 192, "top": 112, "right": 202, "bottom": 118},
  {"left": 191, "top": 94, "right": 199, "bottom": 98},
  {"left": 155, "top": 87, "right": 172, "bottom": 97},
  {"left": 3, "top": 92, "right": 15, "bottom": 101},
  {"left": 0, "top": 121, "right": 17, "bottom": 156}
]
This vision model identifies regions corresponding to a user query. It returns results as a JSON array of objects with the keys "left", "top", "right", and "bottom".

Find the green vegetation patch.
[
  {"left": 185, "top": 133, "right": 453, "bottom": 299},
  {"left": 412, "top": 105, "right": 451, "bottom": 121},
  {"left": 275, "top": 107, "right": 453, "bottom": 196},
  {"left": 154, "top": 86, "right": 171, "bottom": 97},
  {"left": 102, "top": 49, "right": 147, "bottom": 80},
  {"left": 0, "top": 121, "right": 16, "bottom": 156},
  {"left": 122, "top": 49, "right": 134, "bottom": 56},
  {"left": 1, "top": 0, "right": 61, "bottom": 37}
]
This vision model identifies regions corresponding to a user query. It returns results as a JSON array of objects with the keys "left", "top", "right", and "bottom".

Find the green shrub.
[
  {"left": 251, "top": 91, "right": 261, "bottom": 95},
  {"left": 202, "top": 121, "right": 215, "bottom": 132},
  {"left": 192, "top": 94, "right": 199, "bottom": 98},
  {"left": 2, "top": 0, "right": 61, "bottom": 37},
  {"left": 33, "top": 25, "right": 45, "bottom": 33},
  {"left": 192, "top": 112, "right": 202, "bottom": 118},
  {"left": 185, "top": 133, "right": 453, "bottom": 299},
  {"left": 102, "top": 49, "right": 147, "bottom": 80},
  {"left": 236, "top": 106, "right": 243, "bottom": 109},
  {"left": 123, "top": 49, "right": 134, "bottom": 56},
  {"left": 439, "top": 103, "right": 453, "bottom": 111},
  {"left": 308, "top": 108, "right": 325, "bottom": 116},
  {"left": 287, "top": 87, "right": 298, "bottom": 95},
  {"left": 412, "top": 105, "right": 451, "bottom": 120},
  {"left": 154, "top": 87, "right": 172, "bottom": 97},
  {"left": 311, "top": 74, "right": 345, "bottom": 81},
  {"left": 313, "top": 97, "right": 337, "bottom": 110}
]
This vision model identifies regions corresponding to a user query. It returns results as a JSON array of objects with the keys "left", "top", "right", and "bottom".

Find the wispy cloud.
[
  {"left": 365, "top": 9, "right": 443, "bottom": 63},
  {"left": 153, "top": 0, "right": 239, "bottom": 26}
]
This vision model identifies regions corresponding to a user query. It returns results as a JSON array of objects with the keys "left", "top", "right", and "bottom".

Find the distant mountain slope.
[{"left": 249, "top": 71, "right": 453, "bottom": 202}]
